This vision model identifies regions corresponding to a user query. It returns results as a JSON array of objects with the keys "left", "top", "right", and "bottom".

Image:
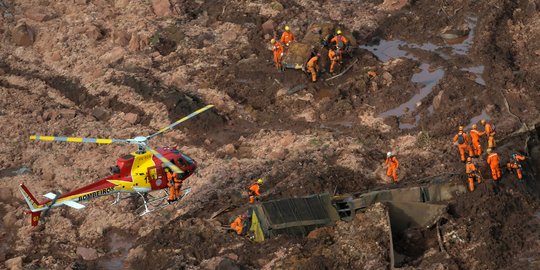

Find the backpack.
[{"left": 457, "top": 133, "right": 465, "bottom": 144}]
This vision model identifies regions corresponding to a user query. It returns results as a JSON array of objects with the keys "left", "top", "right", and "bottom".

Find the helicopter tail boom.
[{"left": 19, "top": 184, "right": 45, "bottom": 212}]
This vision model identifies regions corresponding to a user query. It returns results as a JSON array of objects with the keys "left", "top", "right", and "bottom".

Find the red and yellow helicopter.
[{"left": 20, "top": 105, "right": 214, "bottom": 226}]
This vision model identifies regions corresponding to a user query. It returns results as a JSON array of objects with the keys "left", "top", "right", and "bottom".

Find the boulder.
[
  {"left": 91, "top": 107, "right": 110, "bottom": 121},
  {"left": 99, "top": 47, "right": 126, "bottom": 65},
  {"left": 115, "top": 0, "right": 130, "bottom": 8},
  {"left": 11, "top": 22, "right": 34, "bottom": 47},
  {"left": 261, "top": 19, "right": 275, "bottom": 34},
  {"left": 76, "top": 247, "right": 98, "bottom": 261},
  {"left": 152, "top": 0, "right": 172, "bottom": 16},
  {"left": 124, "top": 113, "right": 139, "bottom": 124},
  {"left": 128, "top": 33, "right": 140, "bottom": 51},
  {"left": 85, "top": 25, "right": 103, "bottom": 41},
  {"left": 432, "top": 90, "right": 444, "bottom": 111},
  {"left": 223, "top": 144, "right": 236, "bottom": 155},
  {"left": 112, "top": 29, "right": 130, "bottom": 46},
  {"left": 59, "top": 109, "right": 77, "bottom": 119},
  {"left": 4, "top": 256, "right": 23, "bottom": 270},
  {"left": 25, "top": 7, "right": 56, "bottom": 22}
]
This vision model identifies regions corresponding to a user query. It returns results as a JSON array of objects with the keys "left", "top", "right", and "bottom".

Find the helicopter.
[{"left": 19, "top": 105, "right": 214, "bottom": 226}]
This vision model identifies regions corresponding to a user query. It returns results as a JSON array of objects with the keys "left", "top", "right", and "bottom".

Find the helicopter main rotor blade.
[
  {"left": 144, "top": 145, "right": 184, "bottom": 174},
  {"left": 146, "top": 105, "right": 214, "bottom": 140},
  {"left": 30, "top": 135, "right": 128, "bottom": 145}
]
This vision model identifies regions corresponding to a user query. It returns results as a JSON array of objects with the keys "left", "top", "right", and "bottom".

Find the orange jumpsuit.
[
  {"left": 507, "top": 154, "right": 526, "bottom": 180},
  {"left": 453, "top": 132, "right": 473, "bottom": 162},
  {"left": 469, "top": 129, "right": 484, "bottom": 157},
  {"left": 487, "top": 152, "right": 501, "bottom": 181},
  {"left": 385, "top": 156, "right": 399, "bottom": 182},
  {"left": 248, "top": 183, "right": 261, "bottom": 204},
  {"left": 330, "top": 35, "right": 349, "bottom": 51},
  {"left": 466, "top": 161, "right": 479, "bottom": 192},
  {"left": 307, "top": 56, "right": 319, "bottom": 82},
  {"left": 166, "top": 171, "right": 178, "bottom": 201},
  {"left": 328, "top": 49, "right": 340, "bottom": 73},
  {"left": 484, "top": 122, "right": 496, "bottom": 149},
  {"left": 272, "top": 41, "right": 284, "bottom": 70},
  {"left": 230, "top": 216, "right": 244, "bottom": 235},
  {"left": 280, "top": 31, "right": 295, "bottom": 46}
]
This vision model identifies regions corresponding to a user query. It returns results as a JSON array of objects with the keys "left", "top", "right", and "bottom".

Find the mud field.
[{"left": 1, "top": 0, "right": 540, "bottom": 269}]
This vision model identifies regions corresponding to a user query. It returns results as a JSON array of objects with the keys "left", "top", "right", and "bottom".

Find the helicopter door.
[{"left": 147, "top": 166, "right": 167, "bottom": 190}]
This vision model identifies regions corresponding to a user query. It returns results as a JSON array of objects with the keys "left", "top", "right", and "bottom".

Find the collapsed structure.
[{"left": 244, "top": 178, "right": 466, "bottom": 267}]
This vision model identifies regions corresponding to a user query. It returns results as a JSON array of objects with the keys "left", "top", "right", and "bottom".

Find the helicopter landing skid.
[{"left": 135, "top": 188, "right": 192, "bottom": 216}]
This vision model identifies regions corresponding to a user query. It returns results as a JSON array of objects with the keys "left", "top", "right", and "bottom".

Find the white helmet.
[{"left": 387, "top": 152, "right": 392, "bottom": 157}]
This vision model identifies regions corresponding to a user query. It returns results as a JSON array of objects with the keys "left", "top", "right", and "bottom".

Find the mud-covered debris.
[
  {"left": 24, "top": 7, "right": 56, "bottom": 22},
  {"left": 4, "top": 256, "right": 23, "bottom": 270},
  {"left": 76, "top": 247, "right": 98, "bottom": 261},
  {"left": 11, "top": 22, "right": 34, "bottom": 46},
  {"left": 151, "top": 0, "right": 173, "bottom": 17}
]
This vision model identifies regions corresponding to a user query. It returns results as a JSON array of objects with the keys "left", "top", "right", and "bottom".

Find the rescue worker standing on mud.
[
  {"left": 165, "top": 167, "right": 178, "bottom": 204},
  {"left": 248, "top": 178, "right": 263, "bottom": 204},
  {"left": 507, "top": 153, "right": 526, "bottom": 180},
  {"left": 481, "top": 119, "right": 496, "bottom": 149},
  {"left": 385, "top": 152, "right": 399, "bottom": 183},
  {"left": 465, "top": 157, "right": 480, "bottom": 192},
  {"left": 328, "top": 48, "right": 340, "bottom": 74},
  {"left": 306, "top": 53, "right": 320, "bottom": 82},
  {"left": 280, "top": 25, "right": 295, "bottom": 47},
  {"left": 469, "top": 124, "right": 484, "bottom": 157},
  {"left": 453, "top": 126, "right": 473, "bottom": 162},
  {"left": 271, "top": 39, "right": 284, "bottom": 71},
  {"left": 486, "top": 148, "right": 501, "bottom": 181},
  {"left": 330, "top": 30, "right": 349, "bottom": 56}
]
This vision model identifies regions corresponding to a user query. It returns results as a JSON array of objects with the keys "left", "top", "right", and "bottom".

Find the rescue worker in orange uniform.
[
  {"left": 330, "top": 30, "right": 349, "bottom": 56},
  {"left": 453, "top": 126, "right": 473, "bottom": 162},
  {"left": 506, "top": 153, "right": 526, "bottom": 180},
  {"left": 328, "top": 48, "right": 341, "bottom": 74},
  {"left": 271, "top": 39, "right": 284, "bottom": 71},
  {"left": 486, "top": 148, "right": 501, "bottom": 181},
  {"left": 469, "top": 124, "right": 484, "bottom": 157},
  {"left": 230, "top": 214, "right": 247, "bottom": 235},
  {"left": 165, "top": 167, "right": 178, "bottom": 203},
  {"left": 248, "top": 178, "right": 263, "bottom": 204},
  {"left": 385, "top": 152, "right": 399, "bottom": 183},
  {"left": 280, "top": 25, "right": 295, "bottom": 47},
  {"left": 465, "top": 157, "right": 480, "bottom": 192},
  {"left": 481, "top": 119, "right": 496, "bottom": 149},
  {"left": 306, "top": 54, "right": 320, "bottom": 82}
]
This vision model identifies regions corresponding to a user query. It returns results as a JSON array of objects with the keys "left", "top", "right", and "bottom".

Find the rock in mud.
[
  {"left": 85, "top": 25, "right": 103, "bottom": 41},
  {"left": 24, "top": 7, "right": 56, "bottom": 22},
  {"left": 4, "top": 256, "right": 23, "bottom": 270},
  {"left": 76, "top": 247, "right": 98, "bottom": 261},
  {"left": 124, "top": 113, "right": 139, "bottom": 124},
  {"left": 91, "top": 107, "right": 109, "bottom": 121},
  {"left": 432, "top": 90, "right": 444, "bottom": 111},
  {"left": 99, "top": 47, "right": 125, "bottom": 66},
  {"left": 152, "top": 0, "right": 172, "bottom": 17},
  {"left": 261, "top": 19, "right": 275, "bottom": 34},
  {"left": 11, "top": 22, "right": 34, "bottom": 47}
]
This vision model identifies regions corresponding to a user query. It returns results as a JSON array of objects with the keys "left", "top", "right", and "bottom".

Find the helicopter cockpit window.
[
  {"left": 177, "top": 158, "right": 187, "bottom": 167},
  {"left": 181, "top": 154, "right": 194, "bottom": 165}
]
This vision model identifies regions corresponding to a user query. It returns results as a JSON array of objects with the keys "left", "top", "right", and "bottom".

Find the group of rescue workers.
[
  {"left": 164, "top": 167, "right": 184, "bottom": 204},
  {"left": 228, "top": 25, "right": 533, "bottom": 238},
  {"left": 384, "top": 119, "right": 529, "bottom": 191},
  {"left": 270, "top": 25, "right": 350, "bottom": 82}
]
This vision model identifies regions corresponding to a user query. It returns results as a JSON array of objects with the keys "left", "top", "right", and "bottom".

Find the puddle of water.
[
  {"left": 465, "top": 109, "right": 490, "bottom": 130},
  {"left": 360, "top": 39, "right": 415, "bottom": 62},
  {"left": 0, "top": 167, "right": 32, "bottom": 177},
  {"left": 461, "top": 65, "right": 485, "bottom": 86},
  {"left": 97, "top": 230, "right": 135, "bottom": 270},
  {"left": 379, "top": 63, "right": 444, "bottom": 118}
]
